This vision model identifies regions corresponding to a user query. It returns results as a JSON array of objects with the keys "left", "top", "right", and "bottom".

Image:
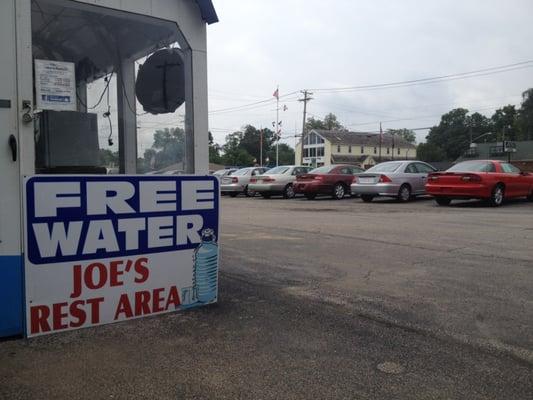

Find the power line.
[
  {"left": 209, "top": 91, "right": 300, "bottom": 114},
  {"left": 309, "top": 60, "right": 533, "bottom": 93}
]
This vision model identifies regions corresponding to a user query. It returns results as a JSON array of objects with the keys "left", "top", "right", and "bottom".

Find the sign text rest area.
[{"left": 24, "top": 176, "right": 219, "bottom": 337}]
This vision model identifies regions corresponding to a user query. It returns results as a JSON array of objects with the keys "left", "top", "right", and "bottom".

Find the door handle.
[{"left": 8, "top": 134, "right": 17, "bottom": 162}]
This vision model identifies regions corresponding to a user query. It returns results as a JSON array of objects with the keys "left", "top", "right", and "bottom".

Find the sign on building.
[
  {"left": 24, "top": 176, "right": 219, "bottom": 337},
  {"left": 35, "top": 59, "right": 77, "bottom": 111}
]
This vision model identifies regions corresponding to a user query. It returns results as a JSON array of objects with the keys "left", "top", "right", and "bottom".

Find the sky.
[{"left": 206, "top": 0, "right": 533, "bottom": 147}]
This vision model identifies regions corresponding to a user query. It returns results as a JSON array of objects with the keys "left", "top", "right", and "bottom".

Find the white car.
[
  {"left": 248, "top": 165, "right": 312, "bottom": 198},
  {"left": 220, "top": 167, "right": 268, "bottom": 197}
]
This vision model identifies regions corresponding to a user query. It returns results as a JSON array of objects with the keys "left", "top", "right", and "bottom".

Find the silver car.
[
  {"left": 212, "top": 168, "right": 238, "bottom": 178},
  {"left": 351, "top": 160, "right": 437, "bottom": 202},
  {"left": 220, "top": 167, "right": 268, "bottom": 197},
  {"left": 248, "top": 165, "right": 312, "bottom": 198}
]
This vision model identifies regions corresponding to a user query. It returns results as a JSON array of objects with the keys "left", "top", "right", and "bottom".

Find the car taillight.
[
  {"left": 250, "top": 178, "right": 257, "bottom": 183},
  {"left": 231, "top": 177, "right": 238, "bottom": 183},
  {"left": 263, "top": 178, "right": 275, "bottom": 182},
  {"left": 461, "top": 174, "right": 482, "bottom": 182},
  {"left": 378, "top": 174, "right": 392, "bottom": 183}
]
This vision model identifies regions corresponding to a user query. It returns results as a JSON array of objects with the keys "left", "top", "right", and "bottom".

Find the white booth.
[{"left": 0, "top": 0, "right": 219, "bottom": 338}]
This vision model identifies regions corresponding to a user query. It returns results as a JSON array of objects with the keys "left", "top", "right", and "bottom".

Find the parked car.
[
  {"left": 213, "top": 168, "right": 238, "bottom": 178},
  {"left": 351, "top": 160, "right": 437, "bottom": 202},
  {"left": 426, "top": 160, "right": 533, "bottom": 207},
  {"left": 295, "top": 164, "right": 365, "bottom": 200},
  {"left": 220, "top": 167, "right": 268, "bottom": 197},
  {"left": 248, "top": 165, "right": 313, "bottom": 199}
]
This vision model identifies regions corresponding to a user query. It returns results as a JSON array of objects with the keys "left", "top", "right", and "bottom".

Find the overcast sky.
[{"left": 206, "top": 0, "right": 533, "bottom": 146}]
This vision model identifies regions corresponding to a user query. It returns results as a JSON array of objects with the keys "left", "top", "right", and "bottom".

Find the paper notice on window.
[{"left": 35, "top": 59, "right": 77, "bottom": 111}]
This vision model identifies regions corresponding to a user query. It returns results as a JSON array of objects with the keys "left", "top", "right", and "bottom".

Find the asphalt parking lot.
[{"left": 1, "top": 195, "right": 532, "bottom": 399}]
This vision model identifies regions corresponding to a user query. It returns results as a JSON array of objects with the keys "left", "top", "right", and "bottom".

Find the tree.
[
  {"left": 238, "top": 125, "right": 275, "bottom": 162},
  {"left": 266, "top": 143, "right": 295, "bottom": 166},
  {"left": 221, "top": 131, "right": 254, "bottom": 166},
  {"left": 387, "top": 128, "right": 416, "bottom": 144},
  {"left": 150, "top": 127, "right": 185, "bottom": 169},
  {"left": 209, "top": 131, "right": 222, "bottom": 164},
  {"left": 305, "top": 113, "right": 345, "bottom": 131},
  {"left": 517, "top": 88, "right": 533, "bottom": 140},
  {"left": 417, "top": 142, "right": 447, "bottom": 162},
  {"left": 424, "top": 108, "right": 491, "bottom": 160},
  {"left": 99, "top": 149, "right": 118, "bottom": 167},
  {"left": 491, "top": 105, "right": 517, "bottom": 141}
]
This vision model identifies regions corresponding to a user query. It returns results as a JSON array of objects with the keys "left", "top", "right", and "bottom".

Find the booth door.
[{"left": 0, "top": 0, "right": 23, "bottom": 337}]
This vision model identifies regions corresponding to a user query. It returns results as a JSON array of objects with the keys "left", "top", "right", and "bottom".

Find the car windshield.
[
  {"left": 310, "top": 166, "right": 335, "bottom": 174},
  {"left": 447, "top": 161, "right": 495, "bottom": 172},
  {"left": 213, "top": 169, "right": 229, "bottom": 176},
  {"left": 265, "top": 166, "right": 290, "bottom": 174},
  {"left": 232, "top": 168, "right": 251, "bottom": 176},
  {"left": 366, "top": 162, "right": 402, "bottom": 173}
]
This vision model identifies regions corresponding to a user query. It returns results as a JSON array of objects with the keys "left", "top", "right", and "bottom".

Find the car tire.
[
  {"left": 397, "top": 184, "right": 411, "bottom": 203},
  {"left": 489, "top": 184, "right": 505, "bottom": 207},
  {"left": 361, "top": 195, "right": 374, "bottom": 203},
  {"left": 229, "top": 193, "right": 238, "bottom": 198},
  {"left": 305, "top": 193, "right": 316, "bottom": 200},
  {"left": 435, "top": 197, "right": 451, "bottom": 206},
  {"left": 244, "top": 186, "right": 255, "bottom": 197},
  {"left": 332, "top": 183, "right": 346, "bottom": 200},
  {"left": 261, "top": 193, "right": 271, "bottom": 199},
  {"left": 283, "top": 184, "right": 295, "bottom": 199}
]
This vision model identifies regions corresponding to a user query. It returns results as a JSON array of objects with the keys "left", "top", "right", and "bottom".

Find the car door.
[
  {"left": 404, "top": 163, "right": 424, "bottom": 194},
  {"left": 414, "top": 162, "right": 437, "bottom": 194},
  {"left": 500, "top": 163, "right": 524, "bottom": 197},
  {"left": 338, "top": 166, "right": 354, "bottom": 186}
]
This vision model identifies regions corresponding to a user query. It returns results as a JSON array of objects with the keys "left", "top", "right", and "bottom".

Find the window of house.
[
  {"left": 374, "top": 147, "right": 377, "bottom": 154},
  {"left": 304, "top": 148, "right": 309, "bottom": 157},
  {"left": 387, "top": 148, "right": 390, "bottom": 154},
  {"left": 361, "top": 146, "right": 364, "bottom": 154},
  {"left": 337, "top": 145, "right": 341, "bottom": 152},
  {"left": 397, "top": 148, "right": 401, "bottom": 155},
  {"left": 317, "top": 147, "right": 325, "bottom": 157},
  {"left": 310, "top": 147, "right": 317, "bottom": 157},
  {"left": 348, "top": 145, "right": 352, "bottom": 153}
]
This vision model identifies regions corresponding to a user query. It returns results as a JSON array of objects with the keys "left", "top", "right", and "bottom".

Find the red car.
[
  {"left": 426, "top": 160, "right": 533, "bottom": 206},
  {"left": 295, "top": 164, "right": 364, "bottom": 200}
]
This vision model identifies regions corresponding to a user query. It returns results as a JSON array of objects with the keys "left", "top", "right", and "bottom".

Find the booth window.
[{"left": 31, "top": 0, "right": 187, "bottom": 174}]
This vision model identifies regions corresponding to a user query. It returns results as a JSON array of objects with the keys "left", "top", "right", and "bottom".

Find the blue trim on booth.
[
  {"left": 0, "top": 255, "right": 23, "bottom": 337},
  {"left": 195, "top": 0, "right": 219, "bottom": 24}
]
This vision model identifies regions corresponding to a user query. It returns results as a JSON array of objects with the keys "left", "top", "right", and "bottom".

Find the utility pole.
[
  {"left": 299, "top": 90, "right": 313, "bottom": 166},
  {"left": 379, "top": 122, "right": 383, "bottom": 162},
  {"left": 260, "top": 126, "right": 263, "bottom": 167},
  {"left": 275, "top": 85, "right": 280, "bottom": 166}
]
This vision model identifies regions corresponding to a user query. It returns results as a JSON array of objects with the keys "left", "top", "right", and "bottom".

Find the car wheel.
[
  {"left": 332, "top": 183, "right": 346, "bottom": 200},
  {"left": 244, "top": 186, "right": 255, "bottom": 197},
  {"left": 489, "top": 184, "right": 504, "bottom": 207},
  {"left": 229, "top": 193, "right": 238, "bottom": 198},
  {"left": 305, "top": 193, "right": 316, "bottom": 200},
  {"left": 261, "top": 193, "right": 271, "bottom": 199},
  {"left": 397, "top": 184, "right": 411, "bottom": 202},
  {"left": 283, "top": 184, "right": 295, "bottom": 199},
  {"left": 361, "top": 195, "right": 374, "bottom": 203},
  {"left": 435, "top": 197, "right": 451, "bottom": 206}
]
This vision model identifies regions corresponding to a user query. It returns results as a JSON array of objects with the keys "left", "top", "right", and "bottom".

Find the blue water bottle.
[{"left": 193, "top": 228, "right": 218, "bottom": 303}]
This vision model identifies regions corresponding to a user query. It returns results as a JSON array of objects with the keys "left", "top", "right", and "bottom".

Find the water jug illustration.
[{"left": 193, "top": 228, "right": 218, "bottom": 303}]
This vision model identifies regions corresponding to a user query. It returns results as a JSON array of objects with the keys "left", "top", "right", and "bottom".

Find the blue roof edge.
[{"left": 195, "top": 0, "right": 219, "bottom": 24}]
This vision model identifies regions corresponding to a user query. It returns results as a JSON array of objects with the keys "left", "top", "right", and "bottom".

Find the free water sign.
[{"left": 23, "top": 175, "right": 219, "bottom": 337}]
